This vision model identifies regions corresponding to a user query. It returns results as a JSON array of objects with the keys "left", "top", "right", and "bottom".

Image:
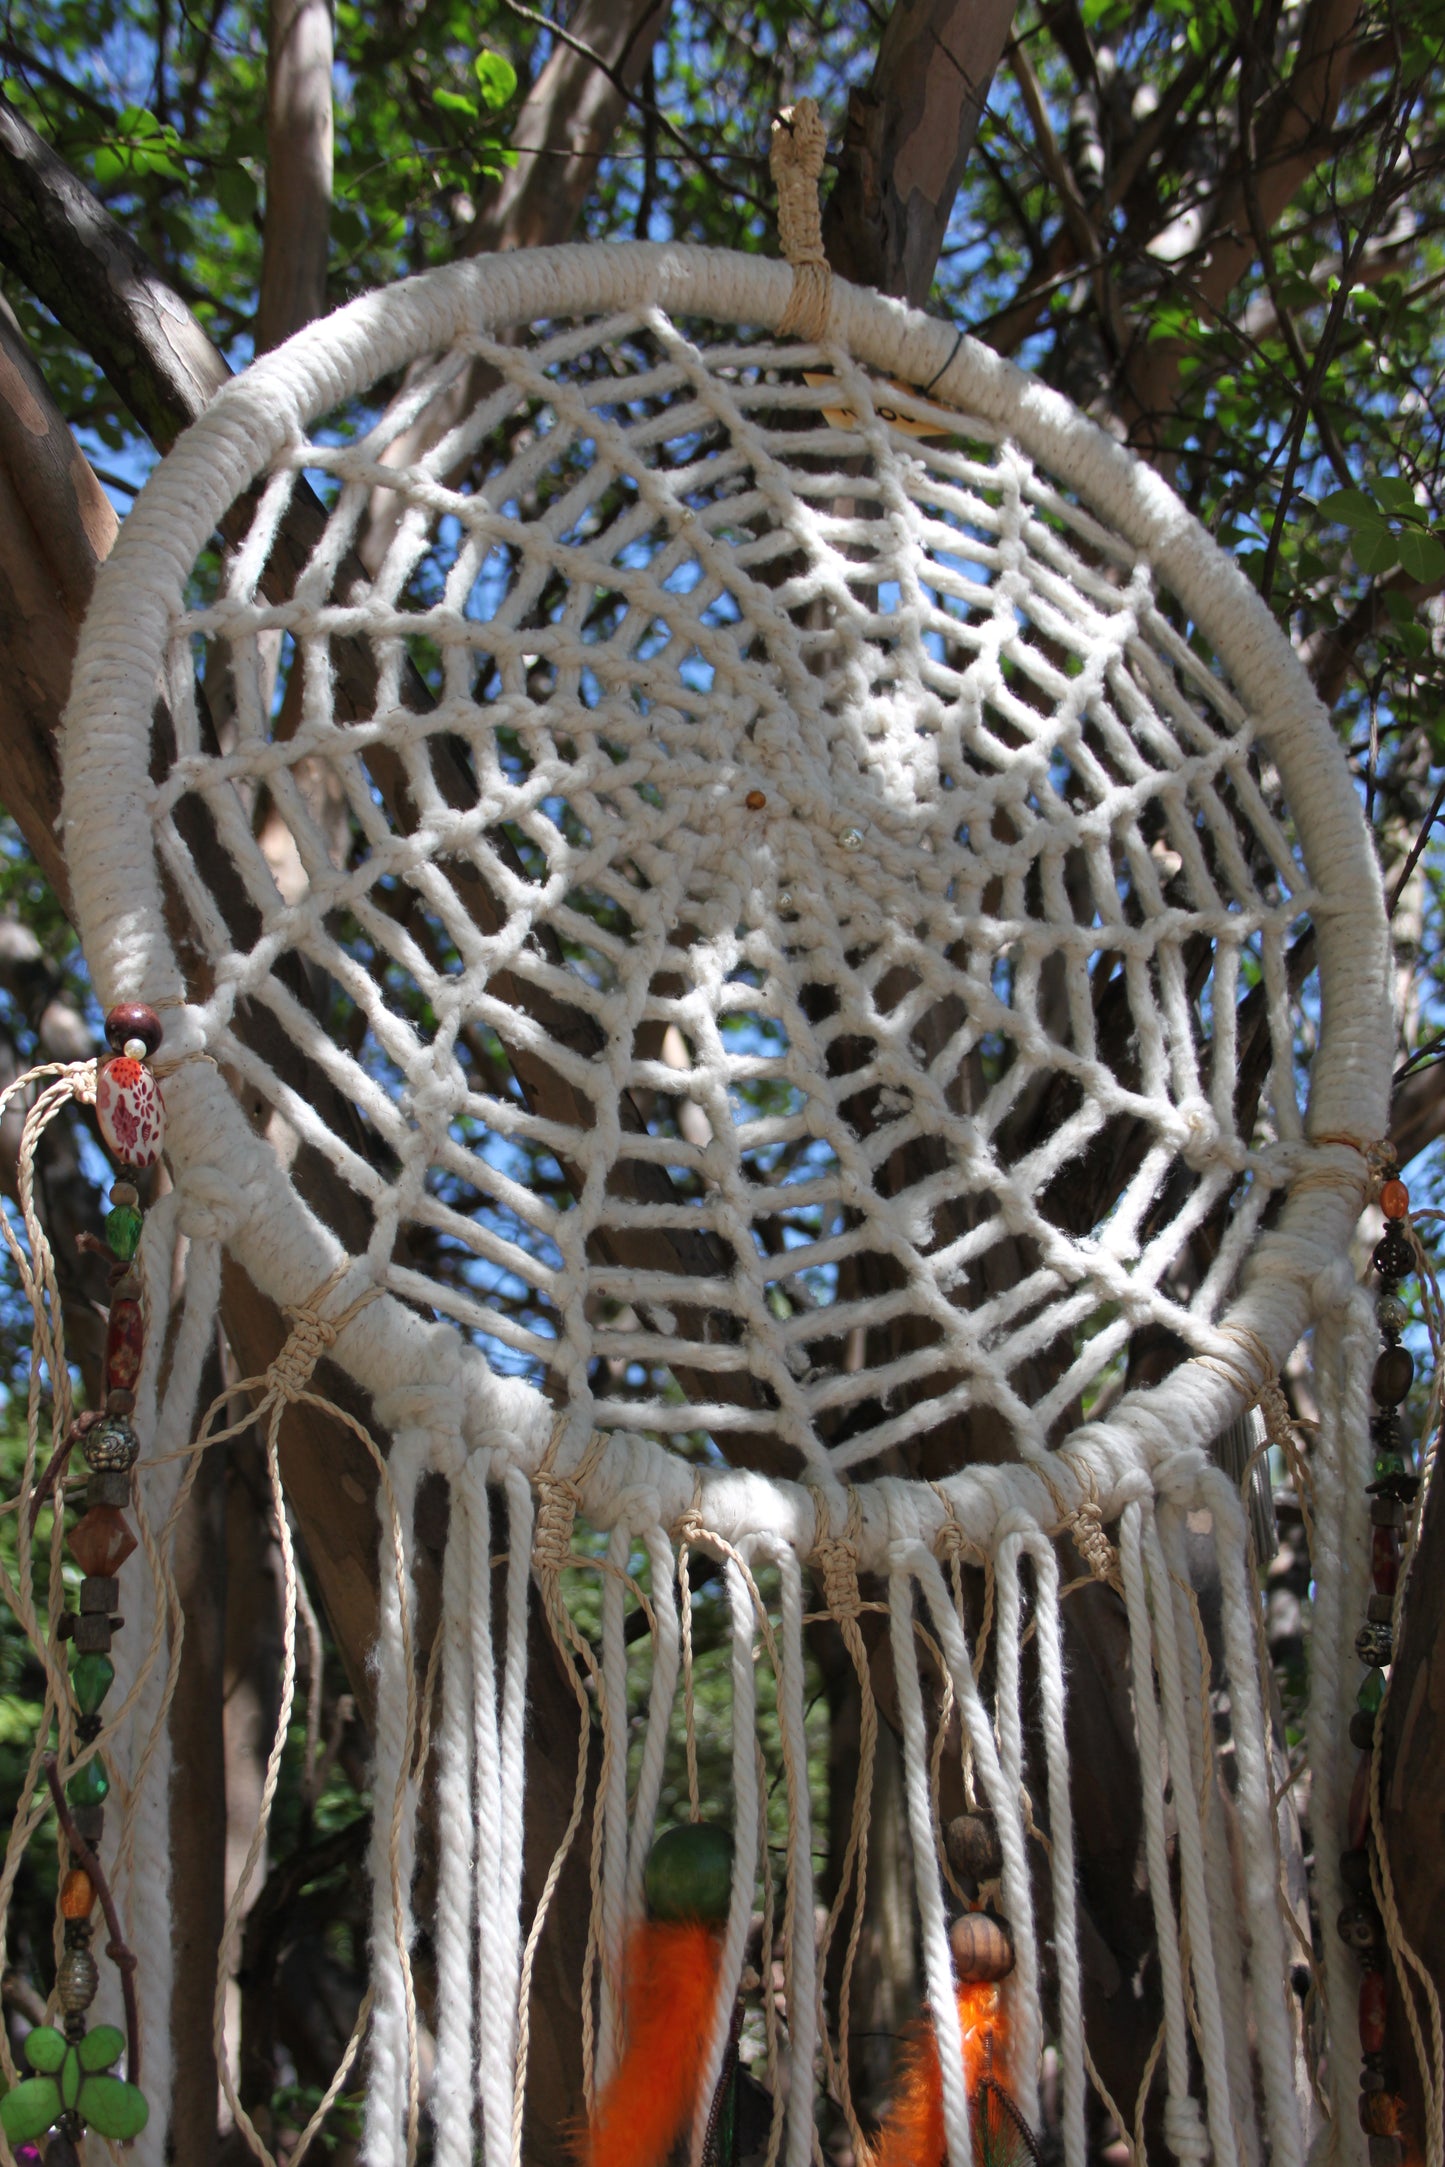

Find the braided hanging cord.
[{"left": 770, "top": 98, "right": 832, "bottom": 341}]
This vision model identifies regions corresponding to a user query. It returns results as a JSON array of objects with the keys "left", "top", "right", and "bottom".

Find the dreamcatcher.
[{"left": 0, "top": 96, "right": 1429, "bottom": 2167}]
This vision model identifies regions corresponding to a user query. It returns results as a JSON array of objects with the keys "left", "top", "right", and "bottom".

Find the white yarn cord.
[
  {"left": 623, "top": 1520, "right": 681, "bottom": 1929},
  {"left": 115, "top": 1205, "right": 222, "bottom": 2166},
  {"left": 1018, "top": 1532, "right": 1088, "bottom": 2167},
  {"left": 691, "top": 1550, "right": 760, "bottom": 2167},
  {"left": 597, "top": 1518, "right": 633, "bottom": 2080},
  {"left": 992, "top": 1531, "right": 1044, "bottom": 2120},
  {"left": 1307, "top": 1289, "right": 1375, "bottom": 2167},
  {"left": 1140, "top": 1501, "right": 1236, "bottom": 2165},
  {"left": 773, "top": 1540, "right": 817, "bottom": 2167},
  {"left": 361, "top": 1434, "right": 424, "bottom": 2167},
  {"left": 462, "top": 1454, "right": 505, "bottom": 2164},
  {"left": 496, "top": 1463, "right": 535, "bottom": 2121},
  {"left": 1117, "top": 1500, "right": 1206, "bottom": 2164},
  {"left": 889, "top": 1546, "right": 972, "bottom": 2167},
  {"left": 1201, "top": 1467, "right": 1308, "bottom": 2167},
  {"left": 1158, "top": 1505, "right": 1262, "bottom": 2167},
  {"left": 432, "top": 1468, "right": 480, "bottom": 2167}
]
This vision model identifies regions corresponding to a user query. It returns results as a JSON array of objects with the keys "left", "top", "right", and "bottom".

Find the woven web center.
[{"left": 153, "top": 307, "right": 1316, "bottom": 1479}]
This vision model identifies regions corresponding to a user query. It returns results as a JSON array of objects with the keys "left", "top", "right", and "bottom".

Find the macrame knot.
[
  {"left": 1070, "top": 1501, "right": 1123, "bottom": 1593},
  {"left": 813, "top": 1532, "right": 862, "bottom": 1621},
  {"left": 270, "top": 1304, "right": 338, "bottom": 1400},
  {"left": 672, "top": 1505, "right": 711, "bottom": 1554},
  {"left": 770, "top": 99, "right": 831, "bottom": 343},
  {"left": 1162, "top": 2094, "right": 1210, "bottom": 2163},
  {"left": 175, "top": 1164, "right": 245, "bottom": 1244},
  {"left": 532, "top": 1470, "right": 580, "bottom": 1574}
]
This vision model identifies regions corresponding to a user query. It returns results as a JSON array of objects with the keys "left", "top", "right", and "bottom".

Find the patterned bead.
[
  {"left": 59, "top": 1868, "right": 94, "bottom": 1920},
  {"left": 95, "top": 1057, "right": 164, "bottom": 1170},
  {"left": 103, "top": 1004, "right": 163, "bottom": 1058},
  {"left": 1338, "top": 1899, "right": 1382, "bottom": 1952},
  {"left": 103, "top": 1298, "right": 144, "bottom": 1397},
  {"left": 1377, "top": 1292, "right": 1409, "bottom": 1334},
  {"left": 1379, "top": 1178, "right": 1409, "bottom": 1220},
  {"left": 67, "top": 1508, "right": 136, "bottom": 1579},
  {"left": 1359, "top": 1968, "right": 1388, "bottom": 2056},
  {"left": 1355, "top": 1620, "right": 1393, "bottom": 1667},
  {"left": 83, "top": 1418, "right": 138, "bottom": 1473},
  {"left": 1373, "top": 1226, "right": 1413, "bottom": 1280}
]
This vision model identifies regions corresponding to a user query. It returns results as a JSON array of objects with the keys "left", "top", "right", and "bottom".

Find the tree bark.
[
  {"left": 468, "top": 0, "right": 664, "bottom": 257},
  {"left": 255, "top": 0, "right": 333, "bottom": 351},
  {"left": 823, "top": 0, "right": 1019, "bottom": 306}
]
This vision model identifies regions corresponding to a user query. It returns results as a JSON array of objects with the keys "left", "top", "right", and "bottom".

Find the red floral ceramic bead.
[
  {"left": 96, "top": 1056, "right": 165, "bottom": 1169},
  {"left": 104, "top": 1296, "right": 144, "bottom": 1396},
  {"left": 1359, "top": 1968, "right": 1388, "bottom": 2056}
]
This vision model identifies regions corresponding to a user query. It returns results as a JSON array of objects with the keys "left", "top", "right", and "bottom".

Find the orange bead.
[
  {"left": 745, "top": 789, "right": 767, "bottom": 811},
  {"left": 1380, "top": 1178, "right": 1409, "bottom": 1219},
  {"left": 59, "top": 1866, "right": 94, "bottom": 1919}
]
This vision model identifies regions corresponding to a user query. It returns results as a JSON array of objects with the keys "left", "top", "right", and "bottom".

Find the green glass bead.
[
  {"left": 104, "top": 1204, "right": 142, "bottom": 1262},
  {"left": 1357, "top": 1667, "right": 1385, "bottom": 1715},
  {"left": 1373, "top": 1450, "right": 1407, "bottom": 1483},
  {"left": 65, "top": 1760, "right": 109, "bottom": 1809},
  {"left": 71, "top": 1653, "right": 114, "bottom": 1715},
  {"left": 644, "top": 1822, "right": 734, "bottom": 1924}
]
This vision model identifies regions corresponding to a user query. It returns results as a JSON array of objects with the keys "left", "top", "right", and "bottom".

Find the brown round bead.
[
  {"left": 1372, "top": 1345, "right": 1413, "bottom": 1408},
  {"left": 59, "top": 1867, "right": 94, "bottom": 1919},
  {"left": 1380, "top": 1178, "right": 1409, "bottom": 1220},
  {"left": 745, "top": 789, "right": 767, "bottom": 810},
  {"left": 103, "top": 1003, "right": 163, "bottom": 1057},
  {"left": 944, "top": 1811, "right": 1003, "bottom": 1884},
  {"left": 948, "top": 1910, "right": 1014, "bottom": 1982}
]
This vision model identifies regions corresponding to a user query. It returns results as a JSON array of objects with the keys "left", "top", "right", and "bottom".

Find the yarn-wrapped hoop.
[
  {"left": 63, "top": 240, "right": 1389, "bottom": 1527},
  {"left": 58, "top": 242, "right": 1392, "bottom": 2167}
]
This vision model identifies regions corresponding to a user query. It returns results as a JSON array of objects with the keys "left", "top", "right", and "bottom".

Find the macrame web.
[{"left": 41, "top": 244, "right": 1396, "bottom": 2167}]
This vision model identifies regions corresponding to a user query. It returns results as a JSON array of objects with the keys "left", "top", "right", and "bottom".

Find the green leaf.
[
  {"left": 473, "top": 50, "right": 518, "bottom": 108},
  {"left": 433, "top": 87, "right": 476, "bottom": 116},
  {"left": 92, "top": 144, "right": 126, "bottom": 187},
  {"left": 1397, "top": 528, "right": 1445, "bottom": 581},
  {"left": 1385, "top": 588, "right": 1419, "bottom": 625},
  {"left": 215, "top": 164, "right": 259, "bottom": 224},
  {"left": 0, "top": 2075, "right": 62, "bottom": 2143},
  {"left": 77, "top": 2026, "right": 126, "bottom": 2074},
  {"left": 24, "top": 2028, "right": 67, "bottom": 2074},
  {"left": 1318, "top": 488, "right": 1376, "bottom": 528},
  {"left": 60, "top": 2045, "right": 80, "bottom": 2112},
  {"left": 1375, "top": 476, "right": 1421, "bottom": 518},
  {"left": 1352, "top": 523, "right": 1399, "bottom": 575},
  {"left": 1393, "top": 620, "right": 1430, "bottom": 659},
  {"left": 77, "top": 2075, "right": 150, "bottom": 2142}
]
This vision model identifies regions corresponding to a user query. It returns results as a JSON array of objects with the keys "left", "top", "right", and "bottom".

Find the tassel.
[
  {"left": 582, "top": 1919, "right": 724, "bottom": 2167},
  {"left": 869, "top": 1983, "right": 1012, "bottom": 2167}
]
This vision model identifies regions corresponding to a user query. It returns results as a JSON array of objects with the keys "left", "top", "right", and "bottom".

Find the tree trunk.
[{"left": 255, "top": 0, "right": 333, "bottom": 350}]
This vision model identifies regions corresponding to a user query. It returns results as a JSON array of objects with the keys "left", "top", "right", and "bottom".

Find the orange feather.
[
  {"left": 869, "top": 1983, "right": 1009, "bottom": 2167},
  {"left": 582, "top": 1920, "right": 724, "bottom": 2167}
]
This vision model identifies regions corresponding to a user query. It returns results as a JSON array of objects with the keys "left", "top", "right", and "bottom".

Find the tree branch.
[
  {"left": 255, "top": 0, "right": 333, "bottom": 352},
  {"left": 823, "top": 0, "right": 1020, "bottom": 305}
]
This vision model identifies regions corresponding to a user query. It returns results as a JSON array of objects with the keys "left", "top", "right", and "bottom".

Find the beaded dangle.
[
  {"left": 1336, "top": 1163, "right": 1420, "bottom": 2166},
  {"left": 0, "top": 1004, "right": 165, "bottom": 2157}
]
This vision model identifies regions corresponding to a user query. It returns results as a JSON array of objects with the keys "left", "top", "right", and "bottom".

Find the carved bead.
[
  {"left": 1337, "top": 1900, "right": 1382, "bottom": 1953},
  {"left": 56, "top": 1946, "right": 99, "bottom": 2014},
  {"left": 944, "top": 1812, "right": 1003, "bottom": 1884},
  {"left": 83, "top": 1418, "right": 138, "bottom": 1473},
  {"left": 1355, "top": 1620, "right": 1393, "bottom": 1667},
  {"left": 95, "top": 1057, "right": 165, "bottom": 1170}
]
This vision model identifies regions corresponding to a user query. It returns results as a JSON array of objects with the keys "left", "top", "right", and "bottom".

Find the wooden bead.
[
  {"left": 1372, "top": 1346, "right": 1413, "bottom": 1408},
  {"left": 745, "top": 789, "right": 767, "bottom": 810},
  {"left": 103, "top": 1003, "right": 163, "bottom": 1057},
  {"left": 1379, "top": 1178, "right": 1409, "bottom": 1220},
  {"left": 944, "top": 1811, "right": 1003, "bottom": 1883},
  {"left": 948, "top": 1910, "right": 1014, "bottom": 1981},
  {"left": 59, "top": 1867, "right": 94, "bottom": 1919}
]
